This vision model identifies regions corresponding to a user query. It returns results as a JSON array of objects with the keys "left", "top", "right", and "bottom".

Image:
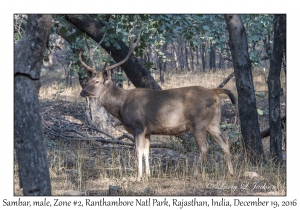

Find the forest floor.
[{"left": 14, "top": 68, "right": 286, "bottom": 196}]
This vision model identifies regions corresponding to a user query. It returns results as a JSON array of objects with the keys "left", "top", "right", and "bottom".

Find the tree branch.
[
  {"left": 223, "top": 56, "right": 232, "bottom": 62},
  {"left": 63, "top": 15, "right": 161, "bottom": 90},
  {"left": 45, "top": 127, "right": 177, "bottom": 150},
  {"left": 260, "top": 115, "right": 286, "bottom": 138},
  {"left": 217, "top": 71, "right": 235, "bottom": 88}
]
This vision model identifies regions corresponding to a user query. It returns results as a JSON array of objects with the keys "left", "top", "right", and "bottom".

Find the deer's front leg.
[
  {"left": 135, "top": 133, "right": 145, "bottom": 182},
  {"left": 144, "top": 135, "right": 151, "bottom": 179}
]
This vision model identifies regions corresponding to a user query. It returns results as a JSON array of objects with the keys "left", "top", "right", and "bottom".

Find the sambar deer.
[{"left": 79, "top": 31, "right": 236, "bottom": 181}]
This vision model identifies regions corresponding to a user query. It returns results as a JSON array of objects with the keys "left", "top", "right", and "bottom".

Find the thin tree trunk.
[
  {"left": 224, "top": 48, "right": 232, "bottom": 69},
  {"left": 263, "top": 31, "right": 272, "bottom": 59},
  {"left": 225, "top": 14, "right": 264, "bottom": 163},
  {"left": 185, "top": 41, "right": 190, "bottom": 71},
  {"left": 268, "top": 14, "right": 286, "bottom": 163},
  {"left": 201, "top": 42, "right": 206, "bottom": 71},
  {"left": 180, "top": 43, "right": 184, "bottom": 70},
  {"left": 190, "top": 45, "right": 195, "bottom": 71},
  {"left": 143, "top": 52, "right": 148, "bottom": 63},
  {"left": 218, "top": 51, "right": 223, "bottom": 69},
  {"left": 196, "top": 47, "right": 200, "bottom": 66},
  {"left": 158, "top": 43, "right": 168, "bottom": 83},
  {"left": 158, "top": 59, "right": 164, "bottom": 83},
  {"left": 170, "top": 46, "right": 174, "bottom": 69},
  {"left": 14, "top": 14, "right": 52, "bottom": 196},
  {"left": 172, "top": 42, "right": 179, "bottom": 70},
  {"left": 158, "top": 53, "right": 164, "bottom": 83},
  {"left": 148, "top": 43, "right": 157, "bottom": 71},
  {"left": 163, "top": 59, "right": 167, "bottom": 72},
  {"left": 209, "top": 43, "right": 216, "bottom": 72}
]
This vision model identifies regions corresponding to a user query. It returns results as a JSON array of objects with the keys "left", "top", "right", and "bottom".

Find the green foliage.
[
  {"left": 220, "top": 122, "right": 242, "bottom": 152},
  {"left": 14, "top": 14, "right": 27, "bottom": 42},
  {"left": 255, "top": 92, "right": 265, "bottom": 98},
  {"left": 14, "top": 32, "right": 24, "bottom": 43},
  {"left": 242, "top": 14, "right": 274, "bottom": 66},
  {"left": 143, "top": 62, "right": 157, "bottom": 71},
  {"left": 43, "top": 57, "right": 50, "bottom": 62},
  {"left": 257, "top": 108, "right": 264, "bottom": 116},
  {"left": 255, "top": 92, "right": 269, "bottom": 116},
  {"left": 59, "top": 26, "right": 68, "bottom": 36},
  {"left": 13, "top": 14, "right": 277, "bottom": 80},
  {"left": 111, "top": 72, "right": 127, "bottom": 83},
  {"left": 48, "top": 14, "right": 275, "bottom": 76}
]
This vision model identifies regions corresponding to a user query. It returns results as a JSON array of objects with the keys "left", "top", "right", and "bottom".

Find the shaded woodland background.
[{"left": 13, "top": 14, "right": 286, "bottom": 196}]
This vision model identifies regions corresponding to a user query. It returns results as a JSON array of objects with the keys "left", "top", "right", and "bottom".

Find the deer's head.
[
  {"left": 79, "top": 29, "right": 141, "bottom": 98},
  {"left": 80, "top": 73, "right": 107, "bottom": 97}
]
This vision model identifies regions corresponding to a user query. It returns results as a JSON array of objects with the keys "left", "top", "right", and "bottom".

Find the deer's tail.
[{"left": 213, "top": 88, "right": 236, "bottom": 105}]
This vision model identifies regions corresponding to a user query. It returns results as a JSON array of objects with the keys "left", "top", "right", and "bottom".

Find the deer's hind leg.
[
  {"left": 207, "top": 110, "right": 234, "bottom": 175},
  {"left": 190, "top": 123, "right": 210, "bottom": 176}
]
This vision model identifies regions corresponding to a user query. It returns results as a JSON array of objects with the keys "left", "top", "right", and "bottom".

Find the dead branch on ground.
[{"left": 40, "top": 101, "right": 178, "bottom": 150}]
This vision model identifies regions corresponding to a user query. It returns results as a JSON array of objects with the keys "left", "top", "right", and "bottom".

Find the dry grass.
[{"left": 14, "top": 68, "right": 286, "bottom": 196}]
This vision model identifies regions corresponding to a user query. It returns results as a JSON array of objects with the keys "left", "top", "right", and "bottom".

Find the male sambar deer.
[{"left": 79, "top": 32, "right": 235, "bottom": 181}]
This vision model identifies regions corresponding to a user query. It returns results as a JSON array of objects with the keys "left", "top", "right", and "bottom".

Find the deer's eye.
[{"left": 95, "top": 80, "right": 100, "bottom": 84}]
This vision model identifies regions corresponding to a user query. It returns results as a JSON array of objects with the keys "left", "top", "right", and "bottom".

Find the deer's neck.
[{"left": 101, "top": 81, "right": 127, "bottom": 120}]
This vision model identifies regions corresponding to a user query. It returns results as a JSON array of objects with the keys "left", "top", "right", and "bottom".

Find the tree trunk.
[
  {"left": 190, "top": 45, "right": 195, "bottom": 71},
  {"left": 209, "top": 43, "right": 216, "bottom": 71},
  {"left": 158, "top": 43, "right": 168, "bottom": 83},
  {"left": 14, "top": 14, "right": 52, "bottom": 196},
  {"left": 163, "top": 59, "right": 167, "bottom": 72},
  {"left": 64, "top": 15, "right": 161, "bottom": 90},
  {"left": 218, "top": 50, "right": 223, "bottom": 69},
  {"left": 268, "top": 14, "right": 286, "bottom": 163},
  {"left": 143, "top": 51, "right": 148, "bottom": 63},
  {"left": 201, "top": 42, "right": 206, "bottom": 71},
  {"left": 158, "top": 58, "right": 165, "bottom": 83},
  {"left": 224, "top": 14, "right": 264, "bottom": 163},
  {"left": 185, "top": 41, "right": 190, "bottom": 71},
  {"left": 88, "top": 98, "right": 116, "bottom": 133},
  {"left": 148, "top": 43, "right": 157, "bottom": 71},
  {"left": 263, "top": 31, "right": 272, "bottom": 59},
  {"left": 180, "top": 43, "right": 185, "bottom": 70},
  {"left": 171, "top": 41, "right": 179, "bottom": 70},
  {"left": 170, "top": 46, "right": 174, "bottom": 69},
  {"left": 196, "top": 47, "right": 200, "bottom": 67}
]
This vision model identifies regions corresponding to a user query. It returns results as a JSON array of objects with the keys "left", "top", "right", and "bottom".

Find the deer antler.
[
  {"left": 101, "top": 52, "right": 111, "bottom": 72},
  {"left": 79, "top": 31, "right": 107, "bottom": 73},
  {"left": 102, "top": 28, "right": 141, "bottom": 72}
]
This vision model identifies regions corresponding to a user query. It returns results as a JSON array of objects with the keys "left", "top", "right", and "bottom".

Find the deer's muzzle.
[{"left": 80, "top": 90, "right": 90, "bottom": 97}]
